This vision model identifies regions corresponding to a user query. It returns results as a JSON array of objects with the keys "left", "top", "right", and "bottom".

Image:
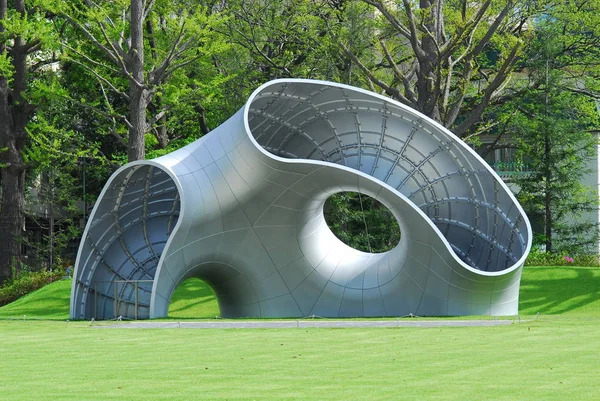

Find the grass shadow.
[{"left": 519, "top": 266, "right": 600, "bottom": 315}]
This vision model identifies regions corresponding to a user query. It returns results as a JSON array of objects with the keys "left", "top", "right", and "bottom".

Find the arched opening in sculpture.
[
  {"left": 71, "top": 164, "right": 180, "bottom": 320},
  {"left": 165, "top": 262, "right": 267, "bottom": 318},
  {"left": 167, "top": 277, "right": 219, "bottom": 318}
]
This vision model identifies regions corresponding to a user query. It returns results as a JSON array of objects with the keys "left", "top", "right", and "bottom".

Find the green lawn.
[
  {"left": 0, "top": 266, "right": 599, "bottom": 400},
  {"left": 0, "top": 278, "right": 72, "bottom": 319},
  {"left": 1, "top": 316, "right": 599, "bottom": 400},
  {"left": 519, "top": 266, "right": 600, "bottom": 316},
  {"left": 2, "top": 266, "right": 600, "bottom": 320},
  {"left": 0, "top": 277, "right": 219, "bottom": 320}
]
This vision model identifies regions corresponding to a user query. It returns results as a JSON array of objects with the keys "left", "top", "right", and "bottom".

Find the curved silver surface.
[{"left": 70, "top": 79, "right": 532, "bottom": 319}]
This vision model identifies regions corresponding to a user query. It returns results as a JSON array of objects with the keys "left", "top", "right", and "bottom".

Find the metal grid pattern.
[{"left": 70, "top": 80, "right": 531, "bottom": 320}]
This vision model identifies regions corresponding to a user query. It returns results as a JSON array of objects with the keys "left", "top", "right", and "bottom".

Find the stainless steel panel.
[{"left": 71, "top": 80, "right": 531, "bottom": 319}]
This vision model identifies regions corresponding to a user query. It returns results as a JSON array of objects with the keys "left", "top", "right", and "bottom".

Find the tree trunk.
[
  {"left": 544, "top": 129, "right": 552, "bottom": 253},
  {"left": 127, "top": 0, "right": 147, "bottom": 162},
  {"left": 146, "top": 19, "right": 169, "bottom": 149},
  {"left": 416, "top": 0, "right": 443, "bottom": 122},
  {"left": 148, "top": 99, "right": 169, "bottom": 148},
  {"left": 128, "top": 86, "right": 148, "bottom": 161},
  {"left": 155, "top": 116, "right": 168, "bottom": 148},
  {"left": 195, "top": 103, "right": 211, "bottom": 135},
  {"left": 0, "top": 0, "right": 33, "bottom": 284},
  {"left": 0, "top": 164, "right": 25, "bottom": 283},
  {"left": 0, "top": 78, "right": 28, "bottom": 284}
]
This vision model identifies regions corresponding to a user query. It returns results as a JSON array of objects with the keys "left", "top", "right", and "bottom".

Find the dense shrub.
[
  {"left": 525, "top": 247, "right": 600, "bottom": 267},
  {"left": 0, "top": 270, "right": 65, "bottom": 307}
]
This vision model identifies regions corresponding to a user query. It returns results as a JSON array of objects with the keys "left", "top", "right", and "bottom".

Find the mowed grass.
[
  {"left": 0, "top": 278, "right": 72, "bottom": 319},
  {"left": 0, "top": 277, "right": 218, "bottom": 320},
  {"left": 1, "top": 317, "right": 599, "bottom": 400},
  {"left": 519, "top": 266, "right": 600, "bottom": 316},
  {"left": 2, "top": 266, "right": 600, "bottom": 320},
  {"left": 0, "top": 266, "right": 600, "bottom": 400}
]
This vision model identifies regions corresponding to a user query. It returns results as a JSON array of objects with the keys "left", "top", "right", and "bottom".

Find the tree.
[
  {"left": 23, "top": 86, "right": 101, "bottom": 271},
  {"left": 0, "top": 0, "right": 60, "bottom": 284},
  {"left": 512, "top": 88, "right": 599, "bottom": 254},
  {"left": 223, "top": 0, "right": 341, "bottom": 83},
  {"left": 221, "top": 0, "right": 383, "bottom": 89},
  {"left": 59, "top": 0, "right": 227, "bottom": 161},
  {"left": 508, "top": 2, "right": 600, "bottom": 254},
  {"left": 23, "top": 140, "right": 81, "bottom": 271},
  {"left": 331, "top": 0, "right": 536, "bottom": 137}
]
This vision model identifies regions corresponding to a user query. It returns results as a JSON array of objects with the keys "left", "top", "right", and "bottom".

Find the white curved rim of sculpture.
[{"left": 71, "top": 79, "right": 532, "bottom": 320}]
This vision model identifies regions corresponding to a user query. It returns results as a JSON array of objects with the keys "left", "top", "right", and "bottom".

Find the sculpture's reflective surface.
[{"left": 71, "top": 80, "right": 531, "bottom": 320}]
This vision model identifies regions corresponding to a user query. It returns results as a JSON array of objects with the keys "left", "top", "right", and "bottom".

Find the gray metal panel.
[{"left": 71, "top": 79, "right": 532, "bottom": 320}]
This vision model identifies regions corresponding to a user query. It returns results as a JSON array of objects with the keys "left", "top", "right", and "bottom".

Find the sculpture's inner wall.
[
  {"left": 247, "top": 82, "right": 528, "bottom": 272},
  {"left": 73, "top": 165, "right": 180, "bottom": 319}
]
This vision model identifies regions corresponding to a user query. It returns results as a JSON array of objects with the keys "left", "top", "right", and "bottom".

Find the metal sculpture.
[{"left": 70, "top": 79, "right": 532, "bottom": 320}]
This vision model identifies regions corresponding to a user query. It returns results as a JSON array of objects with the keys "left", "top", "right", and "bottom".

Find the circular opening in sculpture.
[{"left": 323, "top": 192, "right": 401, "bottom": 253}]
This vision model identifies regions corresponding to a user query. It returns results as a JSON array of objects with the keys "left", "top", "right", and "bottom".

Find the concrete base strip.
[{"left": 97, "top": 320, "right": 515, "bottom": 329}]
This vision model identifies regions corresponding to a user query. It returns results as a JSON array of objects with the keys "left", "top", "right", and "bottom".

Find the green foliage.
[
  {"left": 54, "top": 0, "right": 235, "bottom": 158},
  {"left": 509, "top": 26, "right": 600, "bottom": 253},
  {"left": 157, "top": 62, "right": 237, "bottom": 144},
  {"left": 525, "top": 247, "right": 600, "bottom": 267},
  {"left": 512, "top": 91, "right": 599, "bottom": 253},
  {"left": 0, "top": 270, "right": 64, "bottom": 307},
  {"left": 220, "top": 0, "right": 356, "bottom": 94},
  {"left": 0, "top": 52, "right": 13, "bottom": 79},
  {"left": 324, "top": 192, "right": 401, "bottom": 253},
  {"left": 0, "top": 0, "right": 69, "bottom": 284},
  {"left": 23, "top": 102, "right": 96, "bottom": 266}
]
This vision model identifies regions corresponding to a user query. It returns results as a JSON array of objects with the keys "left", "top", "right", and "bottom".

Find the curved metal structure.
[{"left": 70, "top": 79, "right": 532, "bottom": 320}]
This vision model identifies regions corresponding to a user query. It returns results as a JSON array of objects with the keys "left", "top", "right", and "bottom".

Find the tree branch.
[
  {"left": 561, "top": 86, "right": 600, "bottom": 100},
  {"left": 454, "top": 41, "right": 522, "bottom": 136},
  {"left": 401, "top": 0, "right": 426, "bottom": 62},
  {"left": 142, "top": 0, "right": 155, "bottom": 21},
  {"left": 64, "top": 96, "right": 132, "bottom": 136},
  {"left": 337, "top": 39, "right": 410, "bottom": 104},
  {"left": 379, "top": 38, "right": 417, "bottom": 105},
  {"left": 148, "top": 107, "right": 169, "bottom": 127},
  {"left": 150, "top": 20, "right": 191, "bottom": 85},
  {"left": 95, "top": 21, "right": 133, "bottom": 81},
  {"left": 361, "top": 0, "right": 411, "bottom": 38},
  {"left": 439, "top": 0, "right": 491, "bottom": 60},
  {"left": 65, "top": 54, "right": 130, "bottom": 100},
  {"left": 61, "top": 14, "right": 120, "bottom": 66},
  {"left": 470, "top": 0, "right": 513, "bottom": 59}
]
